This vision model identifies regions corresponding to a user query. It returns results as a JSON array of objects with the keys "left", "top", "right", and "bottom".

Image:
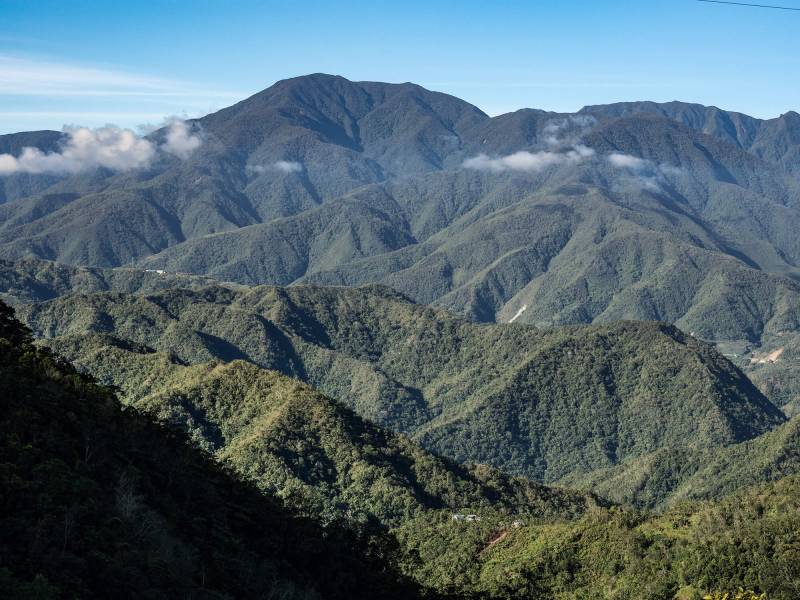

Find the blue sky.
[{"left": 0, "top": 0, "right": 798, "bottom": 134}]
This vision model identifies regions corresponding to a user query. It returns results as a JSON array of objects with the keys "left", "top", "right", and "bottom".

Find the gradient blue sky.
[{"left": 0, "top": 0, "right": 798, "bottom": 134}]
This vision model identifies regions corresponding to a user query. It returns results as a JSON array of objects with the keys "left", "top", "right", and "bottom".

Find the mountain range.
[
  {"left": 5, "top": 297, "right": 799, "bottom": 599},
  {"left": 7, "top": 276, "right": 788, "bottom": 494},
  {"left": 4, "top": 73, "right": 800, "bottom": 598},
  {"left": 1, "top": 75, "right": 800, "bottom": 352}
]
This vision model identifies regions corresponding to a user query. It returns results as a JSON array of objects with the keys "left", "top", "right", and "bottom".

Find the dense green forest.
[
  {"left": 37, "top": 332, "right": 597, "bottom": 528},
  {"left": 4, "top": 256, "right": 797, "bottom": 432},
  {"left": 394, "top": 476, "right": 800, "bottom": 598},
  {"left": 0, "top": 301, "right": 423, "bottom": 599},
  {"left": 22, "top": 283, "right": 785, "bottom": 490},
  {"left": 2, "top": 298, "right": 798, "bottom": 598},
  {"left": 3, "top": 70, "right": 800, "bottom": 600}
]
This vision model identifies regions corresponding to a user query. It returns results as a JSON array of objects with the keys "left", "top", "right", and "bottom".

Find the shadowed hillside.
[
  {"left": 40, "top": 333, "right": 596, "bottom": 528},
  {"left": 0, "top": 300, "right": 425, "bottom": 599}
]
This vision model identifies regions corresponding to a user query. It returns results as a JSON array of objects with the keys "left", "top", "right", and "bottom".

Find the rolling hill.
[
  {"left": 0, "top": 300, "right": 425, "bottom": 599},
  {"left": 39, "top": 331, "right": 595, "bottom": 528},
  {"left": 21, "top": 283, "right": 786, "bottom": 486},
  {"left": 4, "top": 295, "right": 798, "bottom": 599}
]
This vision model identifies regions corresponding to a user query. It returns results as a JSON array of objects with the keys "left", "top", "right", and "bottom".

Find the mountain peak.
[
  {"left": 195, "top": 73, "right": 487, "bottom": 174},
  {"left": 269, "top": 71, "right": 355, "bottom": 91},
  {"left": 779, "top": 110, "right": 800, "bottom": 123}
]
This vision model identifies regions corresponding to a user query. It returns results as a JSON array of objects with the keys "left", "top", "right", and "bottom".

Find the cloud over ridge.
[
  {"left": 542, "top": 115, "right": 597, "bottom": 147},
  {"left": 0, "top": 119, "right": 202, "bottom": 175},
  {"left": 161, "top": 119, "right": 203, "bottom": 159},
  {"left": 607, "top": 152, "right": 682, "bottom": 191},
  {"left": 463, "top": 145, "right": 595, "bottom": 173},
  {"left": 247, "top": 160, "right": 304, "bottom": 175}
]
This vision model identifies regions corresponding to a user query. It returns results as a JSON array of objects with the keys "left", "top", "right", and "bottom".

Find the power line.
[{"left": 697, "top": 0, "right": 800, "bottom": 10}]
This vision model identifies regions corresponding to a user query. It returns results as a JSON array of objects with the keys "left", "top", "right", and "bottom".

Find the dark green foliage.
[
  {"left": 37, "top": 338, "right": 595, "bottom": 528},
  {"left": 394, "top": 476, "right": 800, "bottom": 598},
  {"left": 560, "top": 413, "right": 800, "bottom": 510},
  {"left": 0, "top": 301, "right": 425, "bottom": 599},
  {"left": 24, "top": 284, "right": 785, "bottom": 488}
]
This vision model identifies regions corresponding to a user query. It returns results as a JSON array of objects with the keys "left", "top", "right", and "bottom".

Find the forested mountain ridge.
[
  {"left": 579, "top": 100, "right": 800, "bottom": 176},
  {"left": 0, "top": 300, "right": 426, "bottom": 599},
  {"left": 6, "top": 74, "right": 798, "bottom": 418},
  {"left": 21, "top": 283, "right": 786, "bottom": 487},
  {"left": 3, "top": 296, "right": 798, "bottom": 598},
  {"left": 3, "top": 256, "right": 798, "bottom": 417},
  {"left": 1, "top": 75, "right": 800, "bottom": 352},
  {"left": 37, "top": 331, "right": 596, "bottom": 528}
]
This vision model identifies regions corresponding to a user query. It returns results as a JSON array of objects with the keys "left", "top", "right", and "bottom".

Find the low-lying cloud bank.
[
  {"left": 607, "top": 152, "right": 681, "bottom": 191},
  {"left": 161, "top": 119, "right": 202, "bottom": 159},
  {"left": 462, "top": 144, "right": 682, "bottom": 192},
  {"left": 0, "top": 119, "right": 202, "bottom": 175},
  {"left": 542, "top": 115, "right": 596, "bottom": 147},
  {"left": 463, "top": 145, "right": 595, "bottom": 173},
  {"left": 464, "top": 114, "right": 598, "bottom": 174},
  {"left": 247, "top": 160, "right": 304, "bottom": 175},
  {"left": 272, "top": 160, "right": 303, "bottom": 173}
]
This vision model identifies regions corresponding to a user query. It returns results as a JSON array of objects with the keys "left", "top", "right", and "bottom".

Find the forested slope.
[
  {"left": 0, "top": 301, "right": 423, "bottom": 599},
  {"left": 24, "top": 284, "right": 785, "bottom": 485}
]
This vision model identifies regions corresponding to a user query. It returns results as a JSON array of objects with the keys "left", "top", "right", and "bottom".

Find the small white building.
[{"left": 452, "top": 513, "right": 481, "bottom": 522}]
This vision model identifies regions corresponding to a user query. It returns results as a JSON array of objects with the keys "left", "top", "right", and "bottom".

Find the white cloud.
[
  {"left": 0, "top": 118, "right": 202, "bottom": 175},
  {"left": 0, "top": 125, "right": 155, "bottom": 175},
  {"left": 542, "top": 115, "right": 597, "bottom": 147},
  {"left": 248, "top": 161, "right": 304, "bottom": 175},
  {"left": 463, "top": 145, "right": 595, "bottom": 173},
  {"left": 274, "top": 160, "right": 303, "bottom": 173},
  {"left": 0, "top": 154, "right": 19, "bottom": 174},
  {"left": 608, "top": 153, "right": 650, "bottom": 171},
  {"left": 161, "top": 119, "right": 202, "bottom": 159},
  {"left": 606, "top": 152, "right": 682, "bottom": 191},
  {"left": 0, "top": 54, "right": 241, "bottom": 99}
]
